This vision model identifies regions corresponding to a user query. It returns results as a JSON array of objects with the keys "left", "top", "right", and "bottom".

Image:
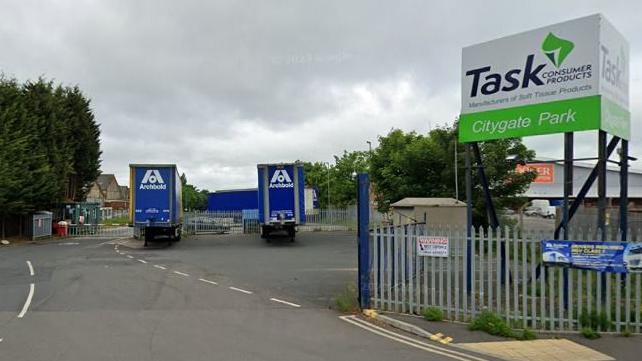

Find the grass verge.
[{"left": 335, "top": 284, "right": 359, "bottom": 313}]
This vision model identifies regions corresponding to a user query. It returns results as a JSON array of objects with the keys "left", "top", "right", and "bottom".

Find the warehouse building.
[{"left": 519, "top": 158, "right": 642, "bottom": 209}]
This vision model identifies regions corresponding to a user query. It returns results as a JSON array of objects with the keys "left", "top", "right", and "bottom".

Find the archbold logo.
[
  {"left": 541, "top": 32, "right": 575, "bottom": 68},
  {"left": 140, "top": 169, "right": 167, "bottom": 190},
  {"left": 269, "top": 169, "right": 294, "bottom": 189}
]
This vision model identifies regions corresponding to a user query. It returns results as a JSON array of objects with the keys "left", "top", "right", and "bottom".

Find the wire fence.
[{"left": 370, "top": 223, "right": 642, "bottom": 334}]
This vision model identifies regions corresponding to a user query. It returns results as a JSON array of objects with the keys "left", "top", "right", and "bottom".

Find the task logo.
[{"left": 541, "top": 32, "right": 575, "bottom": 68}]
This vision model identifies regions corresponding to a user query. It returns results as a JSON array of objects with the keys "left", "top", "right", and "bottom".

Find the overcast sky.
[{"left": 1, "top": 0, "right": 640, "bottom": 190}]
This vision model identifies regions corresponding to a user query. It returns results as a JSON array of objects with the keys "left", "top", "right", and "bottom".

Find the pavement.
[
  {"left": 1, "top": 232, "right": 497, "bottom": 361},
  {"left": 378, "top": 312, "right": 642, "bottom": 361}
]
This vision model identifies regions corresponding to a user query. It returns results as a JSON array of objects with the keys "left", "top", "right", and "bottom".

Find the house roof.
[
  {"left": 96, "top": 174, "right": 117, "bottom": 190},
  {"left": 390, "top": 197, "right": 466, "bottom": 208}
]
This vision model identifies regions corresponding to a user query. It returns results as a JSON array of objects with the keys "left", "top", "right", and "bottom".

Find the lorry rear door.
[
  {"left": 266, "top": 164, "right": 297, "bottom": 222},
  {"left": 133, "top": 167, "right": 173, "bottom": 224}
]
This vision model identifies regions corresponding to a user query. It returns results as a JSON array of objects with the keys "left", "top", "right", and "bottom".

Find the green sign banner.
[{"left": 459, "top": 96, "right": 601, "bottom": 142}]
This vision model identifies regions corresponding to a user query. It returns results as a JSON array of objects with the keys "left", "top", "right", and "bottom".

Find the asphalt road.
[{"left": 0, "top": 233, "right": 494, "bottom": 361}]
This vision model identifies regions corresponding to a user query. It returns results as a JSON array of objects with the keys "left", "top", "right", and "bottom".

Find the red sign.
[{"left": 516, "top": 163, "right": 554, "bottom": 184}]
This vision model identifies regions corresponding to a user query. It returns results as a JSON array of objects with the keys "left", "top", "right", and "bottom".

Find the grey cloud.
[{"left": 0, "top": 0, "right": 640, "bottom": 190}]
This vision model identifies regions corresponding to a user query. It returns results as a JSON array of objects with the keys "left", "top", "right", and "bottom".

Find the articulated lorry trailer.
[
  {"left": 129, "top": 164, "right": 183, "bottom": 246},
  {"left": 257, "top": 163, "right": 305, "bottom": 241}
]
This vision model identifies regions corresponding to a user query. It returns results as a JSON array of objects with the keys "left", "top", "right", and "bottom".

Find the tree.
[
  {"left": 0, "top": 76, "right": 101, "bottom": 237},
  {"left": 180, "top": 173, "right": 208, "bottom": 211},
  {"left": 303, "top": 150, "right": 370, "bottom": 209},
  {"left": 370, "top": 126, "right": 536, "bottom": 227}
]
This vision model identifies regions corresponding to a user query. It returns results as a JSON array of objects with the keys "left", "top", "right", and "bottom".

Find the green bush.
[
  {"left": 422, "top": 307, "right": 444, "bottom": 322},
  {"left": 580, "top": 327, "right": 601, "bottom": 340},
  {"left": 469, "top": 311, "right": 516, "bottom": 338},
  {"left": 518, "top": 328, "right": 537, "bottom": 341},
  {"left": 579, "top": 310, "right": 612, "bottom": 332},
  {"left": 334, "top": 285, "right": 359, "bottom": 313},
  {"left": 469, "top": 311, "right": 537, "bottom": 340}
]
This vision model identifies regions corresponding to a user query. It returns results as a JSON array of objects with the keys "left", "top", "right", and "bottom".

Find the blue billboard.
[{"left": 542, "top": 240, "right": 642, "bottom": 274}]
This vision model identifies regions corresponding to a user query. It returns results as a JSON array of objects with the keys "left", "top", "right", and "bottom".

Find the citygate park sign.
[{"left": 459, "top": 14, "right": 629, "bottom": 143}]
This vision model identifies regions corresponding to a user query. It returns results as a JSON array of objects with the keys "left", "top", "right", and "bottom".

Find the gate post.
[{"left": 357, "top": 173, "right": 370, "bottom": 309}]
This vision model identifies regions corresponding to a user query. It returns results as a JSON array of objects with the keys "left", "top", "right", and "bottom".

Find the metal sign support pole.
[
  {"left": 562, "top": 133, "right": 574, "bottom": 240},
  {"left": 597, "top": 130, "right": 608, "bottom": 305},
  {"left": 553, "top": 136, "right": 620, "bottom": 239},
  {"left": 465, "top": 144, "right": 473, "bottom": 295},
  {"left": 620, "top": 140, "right": 629, "bottom": 242},
  {"left": 562, "top": 132, "right": 573, "bottom": 309},
  {"left": 471, "top": 143, "right": 505, "bottom": 285},
  {"left": 598, "top": 130, "right": 607, "bottom": 241},
  {"left": 357, "top": 173, "right": 370, "bottom": 310}
]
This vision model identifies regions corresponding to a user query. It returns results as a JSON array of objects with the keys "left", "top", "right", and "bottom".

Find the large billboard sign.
[{"left": 459, "top": 14, "right": 629, "bottom": 142}]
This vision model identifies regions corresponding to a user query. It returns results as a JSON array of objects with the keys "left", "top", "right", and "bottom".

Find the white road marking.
[
  {"left": 17, "top": 283, "right": 35, "bottom": 319},
  {"left": 137, "top": 259, "right": 147, "bottom": 264},
  {"left": 198, "top": 278, "right": 218, "bottom": 285},
  {"left": 58, "top": 242, "right": 80, "bottom": 246},
  {"left": 229, "top": 286, "right": 253, "bottom": 294},
  {"left": 0, "top": 337, "right": 3, "bottom": 342},
  {"left": 269, "top": 298, "right": 301, "bottom": 308},
  {"left": 127, "top": 255, "right": 134, "bottom": 259},
  {"left": 339, "top": 316, "right": 487, "bottom": 361},
  {"left": 26, "top": 261, "right": 34, "bottom": 276},
  {"left": 154, "top": 265, "right": 167, "bottom": 270},
  {"left": 173, "top": 271, "right": 190, "bottom": 277}
]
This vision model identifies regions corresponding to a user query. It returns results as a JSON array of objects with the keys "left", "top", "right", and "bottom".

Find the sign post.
[
  {"left": 459, "top": 14, "right": 630, "bottom": 307},
  {"left": 357, "top": 173, "right": 370, "bottom": 310}
]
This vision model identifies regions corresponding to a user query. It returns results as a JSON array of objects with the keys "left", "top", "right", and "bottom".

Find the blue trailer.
[
  {"left": 207, "top": 188, "right": 258, "bottom": 212},
  {"left": 129, "top": 164, "right": 183, "bottom": 247},
  {"left": 257, "top": 163, "right": 305, "bottom": 241}
]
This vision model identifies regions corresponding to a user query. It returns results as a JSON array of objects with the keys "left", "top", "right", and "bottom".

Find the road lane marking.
[
  {"left": 26, "top": 261, "right": 34, "bottom": 276},
  {"left": 173, "top": 271, "right": 190, "bottom": 277},
  {"left": 198, "top": 278, "right": 218, "bottom": 285},
  {"left": 17, "top": 283, "right": 35, "bottom": 319},
  {"left": 127, "top": 255, "right": 134, "bottom": 259},
  {"left": 269, "top": 298, "right": 301, "bottom": 308},
  {"left": 138, "top": 259, "right": 147, "bottom": 264},
  {"left": 229, "top": 286, "right": 253, "bottom": 294},
  {"left": 154, "top": 265, "right": 167, "bottom": 270},
  {"left": 339, "top": 316, "right": 487, "bottom": 361}
]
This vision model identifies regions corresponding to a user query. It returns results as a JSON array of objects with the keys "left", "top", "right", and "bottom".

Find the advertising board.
[
  {"left": 460, "top": 14, "right": 629, "bottom": 142},
  {"left": 542, "top": 240, "right": 642, "bottom": 273}
]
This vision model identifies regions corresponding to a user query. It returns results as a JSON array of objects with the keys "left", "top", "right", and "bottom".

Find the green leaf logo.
[{"left": 541, "top": 32, "right": 574, "bottom": 68}]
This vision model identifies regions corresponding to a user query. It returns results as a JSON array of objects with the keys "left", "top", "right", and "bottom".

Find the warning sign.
[{"left": 417, "top": 236, "right": 449, "bottom": 257}]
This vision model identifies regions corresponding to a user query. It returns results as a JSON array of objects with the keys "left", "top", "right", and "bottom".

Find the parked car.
[{"left": 624, "top": 244, "right": 642, "bottom": 272}]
